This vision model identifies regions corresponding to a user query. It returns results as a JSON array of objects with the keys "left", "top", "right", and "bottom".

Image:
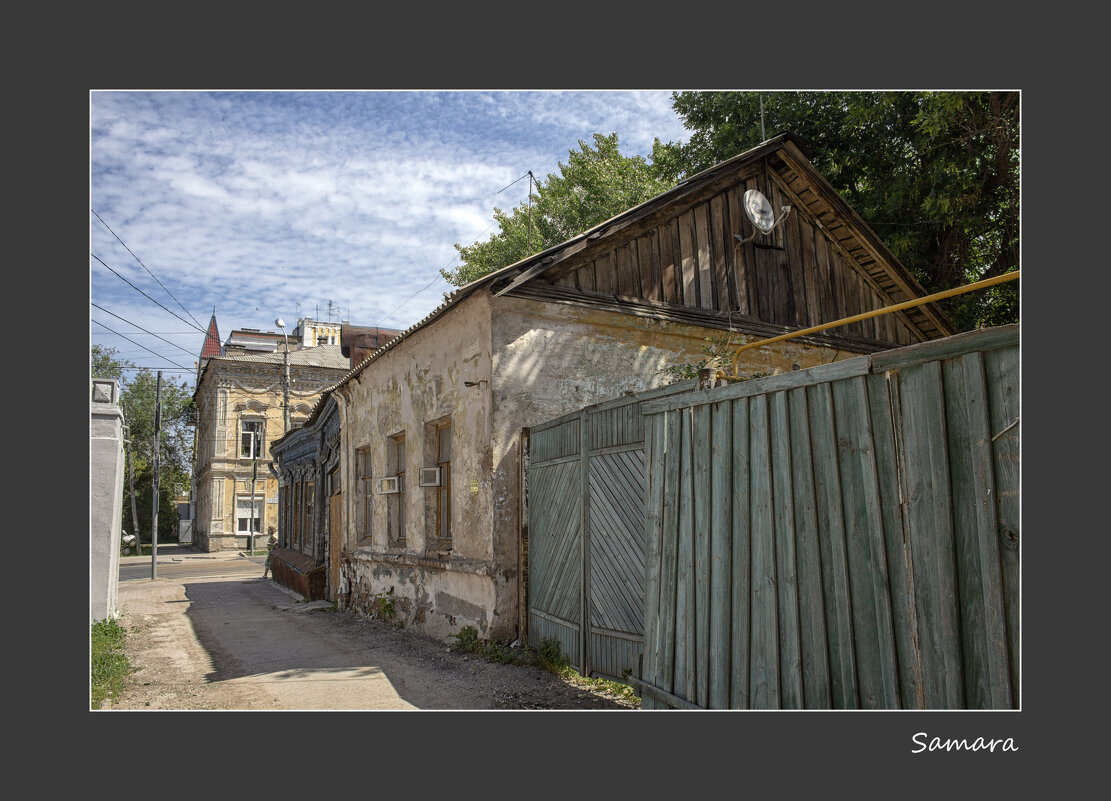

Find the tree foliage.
[
  {"left": 654, "top": 91, "right": 1019, "bottom": 331},
  {"left": 443, "top": 133, "right": 674, "bottom": 286},
  {"left": 91, "top": 346, "right": 195, "bottom": 542}
]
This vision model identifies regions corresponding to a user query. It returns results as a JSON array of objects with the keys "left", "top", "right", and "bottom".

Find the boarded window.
[
  {"left": 388, "top": 434, "right": 406, "bottom": 547},
  {"left": 435, "top": 421, "right": 452, "bottom": 549}
]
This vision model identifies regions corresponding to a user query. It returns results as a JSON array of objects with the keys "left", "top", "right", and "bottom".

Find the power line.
[
  {"left": 91, "top": 209, "right": 206, "bottom": 331},
  {"left": 91, "top": 252, "right": 208, "bottom": 335},
  {"left": 92, "top": 319, "right": 192, "bottom": 371},
  {"left": 91, "top": 303, "right": 199, "bottom": 358}
]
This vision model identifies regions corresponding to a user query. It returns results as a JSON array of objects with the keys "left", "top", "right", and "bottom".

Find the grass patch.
[
  {"left": 91, "top": 618, "right": 133, "bottom": 709},
  {"left": 450, "top": 626, "right": 640, "bottom": 707}
]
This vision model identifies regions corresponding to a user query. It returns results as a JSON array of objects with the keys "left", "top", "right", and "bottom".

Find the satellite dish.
[
  {"left": 743, "top": 189, "right": 777, "bottom": 234},
  {"left": 733, "top": 189, "right": 792, "bottom": 245}
]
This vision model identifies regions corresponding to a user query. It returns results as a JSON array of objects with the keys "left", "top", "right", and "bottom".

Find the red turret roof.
[{"left": 200, "top": 313, "right": 222, "bottom": 359}]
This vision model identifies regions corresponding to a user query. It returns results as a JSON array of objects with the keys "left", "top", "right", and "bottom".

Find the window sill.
[{"left": 346, "top": 548, "right": 495, "bottom": 576}]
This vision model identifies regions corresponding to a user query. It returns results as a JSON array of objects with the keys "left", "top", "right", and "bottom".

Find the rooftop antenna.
[
  {"left": 732, "top": 188, "right": 791, "bottom": 246},
  {"left": 759, "top": 93, "right": 766, "bottom": 141}
]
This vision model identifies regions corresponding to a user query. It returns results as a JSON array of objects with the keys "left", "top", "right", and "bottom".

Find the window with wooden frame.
[
  {"left": 303, "top": 480, "right": 315, "bottom": 554},
  {"left": 291, "top": 480, "right": 301, "bottom": 551},
  {"left": 387, "top": 433, "right": 406, "bottom": 547},
  {"left": 235, "top": 493, "right": 263, "bottom": 533},
  {"left": 356, "top": 446, "right": 372, "bottom": 542},
  {"left": 434, "top": 421, "right": 452, "bottom": 550},
  {"left": 240, "top": 418, "right": 264, "bottom": 459}
]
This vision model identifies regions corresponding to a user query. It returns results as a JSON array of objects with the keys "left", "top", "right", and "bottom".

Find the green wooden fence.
[{"left": 637, "top": 325, "right": 1019, "bottom": 709}]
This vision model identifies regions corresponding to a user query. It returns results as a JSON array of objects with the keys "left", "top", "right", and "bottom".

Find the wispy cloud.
[{"left": 90, "top": 90, "right": 689, "bottom": 378}]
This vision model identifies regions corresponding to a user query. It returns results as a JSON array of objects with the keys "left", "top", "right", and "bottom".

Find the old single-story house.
[
  {"left": 268, "top": 394, "right": 341, "bottom": 599},
  {"left": 275, "top": 132, "right": 954, "bottom": 642}
]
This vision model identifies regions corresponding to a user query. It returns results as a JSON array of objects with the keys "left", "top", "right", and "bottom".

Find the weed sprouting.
[{"left": 91, "top": 617, "right": 134, "bottom": 709}]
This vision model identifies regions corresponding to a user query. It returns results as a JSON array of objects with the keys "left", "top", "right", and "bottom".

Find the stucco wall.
[
  {"left": 91, "top": 379, "right": 125, "bottom": 623},
  {"left": 335, "top": 292, "right": 497, "bottom": 640}
]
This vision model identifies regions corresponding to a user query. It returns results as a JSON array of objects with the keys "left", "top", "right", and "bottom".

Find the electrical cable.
[
  {"left": 92, "top": 319, "right": 192, "bottom": 370},
  {"left": 91, "top": 252, "right": 207, "bottom": 335},
  {"left": 91, "top": 303, "right": 199, "bottom": 358},
  {"left": 91, "top": 209, "right": 206, "bottom": 331}
]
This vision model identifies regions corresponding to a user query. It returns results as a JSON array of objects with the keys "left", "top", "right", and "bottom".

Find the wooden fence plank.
[
  {"left": 673, "top": 409, "right": 697, "bottom": 704},
  {"left": 866, "top": 371, "right": 922, "bottom": 708},
  {"left": 831, "top": 375, "right": 899, "bottom": 708},
  {"left": 709, "top": 400, "right": 733, "bottom": 708},
  {"left": 984, "top": 344, "right": 1020, "bottom": 701},
  {"left": 693, "top": 404, "right": 712, "bottom": 707},
  {"left": 730, "top": 398, "right": 752, "bottom": 709},
  {"left": 748, "top": 394, "right": 779, "bottom": 708},
  {"left": 770, "top": 390, "right": 803, "bottom": 707},
  {"left": 654, "top": 410, "right": 682, "bottom": 699},
  {"left": 807, "top": 381, "right": 858, "bottom": 707},
  {"left": 944, "top": 353, "right": 1013, "bottom": 708},
  {"left": 898, "top": 360, "right": 963, "bottom": 707},
  {"left": 787, "top": 386, "right": 831, "bottom": 708},
  {"left": 641, "top": 413, "right": 665, "bottom": 708}
]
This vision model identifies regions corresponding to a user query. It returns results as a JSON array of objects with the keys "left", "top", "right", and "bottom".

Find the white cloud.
[{"left": 90, "top": 90, "right": 689, "bottom": 375}]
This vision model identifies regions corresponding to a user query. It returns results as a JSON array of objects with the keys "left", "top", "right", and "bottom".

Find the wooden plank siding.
[
  {"left": 520, "top": 157, "right": 939, "bottom": 355},
  {"left": 637, "top": 325, "right": 1018, "bottom": 709}
]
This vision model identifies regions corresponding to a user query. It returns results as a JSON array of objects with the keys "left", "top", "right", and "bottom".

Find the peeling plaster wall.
[{"left": 335, "top": 292, "right": 500, "bottom": 641}]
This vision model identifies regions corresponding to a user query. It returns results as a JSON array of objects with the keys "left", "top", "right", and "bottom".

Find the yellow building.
[{"left": 191, "top": 314, "right": 351, "bottom": 552}]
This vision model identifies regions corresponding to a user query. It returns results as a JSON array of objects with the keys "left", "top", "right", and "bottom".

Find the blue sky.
[{"left": 89, "top": 90, "right": 692, "bottom": 382}]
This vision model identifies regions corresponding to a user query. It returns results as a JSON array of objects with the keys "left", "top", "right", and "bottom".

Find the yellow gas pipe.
[{"left": 714, "top": 270, "right": 1020, "bottom": 382}]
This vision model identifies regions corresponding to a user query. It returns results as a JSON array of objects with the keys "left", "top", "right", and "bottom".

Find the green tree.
[
  {"left": 654, "top": 91, "right": 1019, "bottom": 331},
  {"left": 91, "top": 344, "right": 132, "bottom": 381},
  {"left": 91, "top": 347, "right": 194, "bottom": 543},
  {"left": 120, "top": 369, "right": 194, "bottom": 543},
  {"left": 443, "top": 133, "right": 675, "bottom": 286}
]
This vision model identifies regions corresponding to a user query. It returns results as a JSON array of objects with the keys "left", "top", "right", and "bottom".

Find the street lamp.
[{"left": 275, "top": 318, "right": 290, "bottom": 553}]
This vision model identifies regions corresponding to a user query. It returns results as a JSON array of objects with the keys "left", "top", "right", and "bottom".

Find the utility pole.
[
  {"left": 249, "top": 455, "right": 258, "bottom": 554},
  {"left": 151, "top": 371, "right": 162, "bottom": 580},
  {"left": 276, "top": 319, "right": 291, "bottom": 433}
]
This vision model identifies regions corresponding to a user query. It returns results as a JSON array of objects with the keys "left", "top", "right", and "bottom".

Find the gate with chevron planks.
[{"left": 525, "top": 382, "right": 695, "bottom": 680}]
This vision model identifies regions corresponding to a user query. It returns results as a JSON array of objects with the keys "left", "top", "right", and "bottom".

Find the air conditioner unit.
[
  {"left": 418, "top": 467, "right": 442, "bottom": 487},
  {"left": 376, "top": 476, "right": 402, "bottom": 494}
]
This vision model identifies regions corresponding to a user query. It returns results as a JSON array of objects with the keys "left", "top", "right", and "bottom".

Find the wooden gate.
[{"left": 526, "top": 382, "right": 694, "bottom": 679}]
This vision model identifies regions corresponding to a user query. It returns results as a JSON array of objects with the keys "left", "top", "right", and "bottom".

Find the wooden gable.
[{"left": 494, "top": 134, "right": 953, "bottom": 351}]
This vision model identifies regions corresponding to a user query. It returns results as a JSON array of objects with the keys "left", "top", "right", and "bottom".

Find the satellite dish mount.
[{"left": 733, "top": 189, "right": 791, "bottom": 246}]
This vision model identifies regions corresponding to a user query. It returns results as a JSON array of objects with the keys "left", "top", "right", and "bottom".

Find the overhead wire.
[
  {"left": 92, "top": 319, "right": 193, "bottom": 371},
  {"left": 91, "top": 303, "right": 199, "bottom": 359},
  {"left": 92, "top": 252, "right": 208, "bottom": 335},
  {"left": 91, "top": 209, "right": 206, "bottom": 331}
]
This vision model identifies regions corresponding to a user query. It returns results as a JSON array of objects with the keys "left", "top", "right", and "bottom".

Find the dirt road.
[{"left": 106, "top": 558, "right": 637, "bottom": 711}]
